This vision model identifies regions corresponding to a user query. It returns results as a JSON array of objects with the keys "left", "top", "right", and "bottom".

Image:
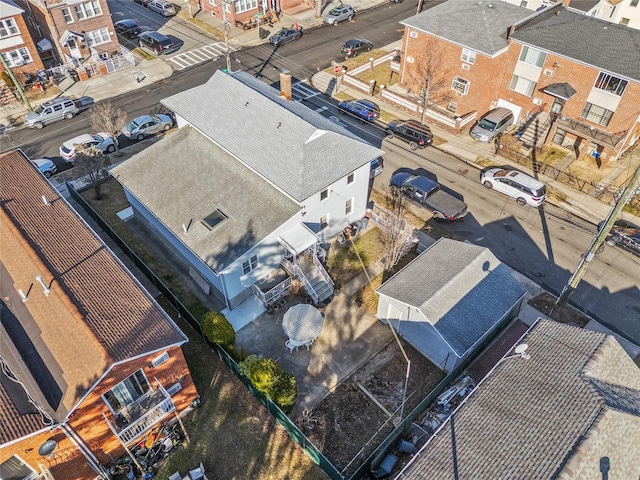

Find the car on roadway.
[
  {"left": 122, "top": 114, "right": 173, "bottom": 140},
  {"left": 114, "top": 19, "right": 142, "bottom": 38},
  {"left": 323, "top": 5, "right": 355, "bottom": 25},
  {"left": 138, "top": 31, "right": 174, "bottom": 55},
  {"left": 60, "top": 133, "right": 118, "bottom": 161},
  {"left": 31, "top": 158, "right": 57, "bottom": 178},
  {"left": 133, "top": 0, "right": 151, "bottom": 6},
  {"left": 337, "top": 99, "right": 380, "bottom": 122},
  {"left": 480, "top": 167, "right": 546, "bottom": 207},
  {"left": 386, "top": 119, "right": 433, "bottom": 150},
  {"left": 370, "top": 158, "right": 383, "bottom": 178},
  {"left": 341, "top": 38, "right": 372, "bottom": 58},
  {"left": 268, "top": 28, "right": 303, "bottom": 46},
  {"left": 599, "top": 219, "right": 640, "bottom": 257},
  {"left": 147, "top": 0, "right": 176, "bottom": 16}
]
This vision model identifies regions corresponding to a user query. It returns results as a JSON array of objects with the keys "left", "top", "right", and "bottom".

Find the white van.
[
  {"left": 480, "top": 167, "right": 546, "bottom": 207},
  {"left": 148, "top": 0, "right": 176, "bottom": 16}
]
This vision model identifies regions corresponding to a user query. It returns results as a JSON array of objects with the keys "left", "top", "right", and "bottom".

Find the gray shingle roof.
[
  {"left": 398, "top": 320, "right": 640, "bottom": 479},
  {"left": 376, "top": 239, "right": 524, "bottom": 356},
  {"left": 512, "top": 7, "right": 640, "bottom": 82},
  {"left": 400, "top": 0, "right": 534, "bottom": 56},
  {"left": 161, "top": 71, "right": 383, "bottom": 202},
  {"left": 111, "top": 126, "right": 301, "bottom": 272}
]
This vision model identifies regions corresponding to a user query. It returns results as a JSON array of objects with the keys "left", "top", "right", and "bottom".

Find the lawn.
[{"left": 327, "top": 227, "right": 385, "bottom": 289}]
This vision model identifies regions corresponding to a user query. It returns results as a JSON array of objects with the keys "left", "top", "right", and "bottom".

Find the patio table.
[{"left": 282, "top": 304, "right": 324, "bottom": 343}]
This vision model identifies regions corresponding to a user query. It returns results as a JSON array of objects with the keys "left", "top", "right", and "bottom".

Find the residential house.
[
  {"left": 398, "top": 0, "right": 640, "bottom": 164},
  {"left": 0, "top": 149, "right": 198, "bottom": 480},
  {"left": 111, "top": 70, "right": 383, "bottom": 328},
  {"left": 376, "top": 239, "right": 525, "bottom": 372},
  {"left": 196, "top": 0, "right": 297, "bottom": 29},
  {"left": 0, "top": 0, "right": 45, "bottom": 81},
  {"left": 14, "top": 0, "right": 119, "bottom": 66},
  {"left": 567, "top": 0, "right": 640, "bottom": 30},
  {"left": 394, "top": 319, "right": 640, "bottom": 479}
]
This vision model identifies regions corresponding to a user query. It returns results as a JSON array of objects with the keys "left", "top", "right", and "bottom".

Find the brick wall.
[{"left": 0, "top": 12, "right": 45, "bottom": 77}]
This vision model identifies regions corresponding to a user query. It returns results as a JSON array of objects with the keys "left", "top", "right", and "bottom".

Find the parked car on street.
[
  {"left": 599, "top": 219, "right": 640, "bottom": 257},
  {"left": 390, "top": 172, "right": 468, "bottom": 221},
  {"left": 370, "top": 158, "right": 383, "bottom": 178},
  {"left": 122, "top": 114, "right": 173, "bottom": 140},
  {"left": 31, "top": 158, "right": 57, "bottom": 178},
  {"left": 73, "top": 96, "right": 94, "bottom": 112},
  {"left": 341, "top": 38, "right": 372, "bottom": 58},
  {"left": 24, "top": 96, "right": 79, "bottom": 129},
  {"left": 133, "top": 0, "right": 151, "bottom": 6},
  {"left": 138, "top": 31, "right": 174, "bottom": 54},
  {"left": 268, "top": 28, "right": 303, "bottom": 46},
  {"left": 147, "top": 0, "right": 176, "bottom": 16},
  {"left": 470, "top": 107, "right": 514, "bottom": 143},
  {"left": 324, "top": 5, "right": 355, "bottom": 25},
  {"left": 337, "top": 99, "right": 380, "bottom": 122},
  {"left": 386, "top": 120, "right": 433, "bottom": 150},
  {"left": 60, "top": 133, "right": 118, "bottom": 161},
  {"left": 480, "top": 167, "right": 546, "bottom": 207},
  {"left": 115, "top": 19, "right": 142, "bottom": 38}
]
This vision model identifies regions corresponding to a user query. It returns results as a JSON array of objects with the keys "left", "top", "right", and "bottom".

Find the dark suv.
[
  {"left": 386, "top": 120, "right": 433, "bottom": 150},
  {"left": 138, "top": 31, "right": 174, "bottom": 54},
  {"left": 341, "top": 38, "right": 372, "bottom": 59},
  {"left": 600, "top": 219, "right": 640, "bottom": 257},
  {"left": 338, "top": 99, "right": 380, "bottom": 122}
]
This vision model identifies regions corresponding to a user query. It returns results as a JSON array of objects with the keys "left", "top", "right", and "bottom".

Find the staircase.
[
  {"left": 517, "top": 111, "right": 552, "bottom": 149},
  {"left": 282, "top": 253, "right": 334, "bottom": 305}
]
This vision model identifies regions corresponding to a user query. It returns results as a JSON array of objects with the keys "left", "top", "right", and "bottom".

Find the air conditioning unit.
[
  {"left": 409, "top": 31, "right": 418, "bottom": 38},
  {"left": 406, "top": 56, "right": 414, "bottom": 64},
  {"left": 532, "top": 97, "right": 542, "bottom": 105},
  {"left": 461, "top": 63, "right": 470, "bottom": 70},
  {"left": 13, "top": 60, "right": 24, "bottom": 67},
  {"left": 543, "top": 68, "right": 553, "bottom": 77}
]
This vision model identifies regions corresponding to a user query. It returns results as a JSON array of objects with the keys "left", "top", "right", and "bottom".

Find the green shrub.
[
  {"left": 238, "top": 355, "right": 298, "bottom": 413},
  {"left": 201, "top": 311, "right": 235, "bottom": 350}
]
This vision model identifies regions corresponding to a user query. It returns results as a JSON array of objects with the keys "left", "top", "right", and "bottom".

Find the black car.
[
  {"left": 341, "top": 38, "right": 372, "bottom": 59},
  {"left": 337, "top": 99, "right": 380, "bottom": 122},
  {"left": 114, "top": 19, "right": 141, "bottom": 38},
  {"left": 138, "top": 31, "right": 174, "bottom": 55},
  {"left": 268, "top": 28, "right": 303, "bottom": 46},
  {"left": 386, "top": 119, "right": 433, "bottom": 150},
  {"left": 601, "top": 219, "right": 640, "bottom": 257}
]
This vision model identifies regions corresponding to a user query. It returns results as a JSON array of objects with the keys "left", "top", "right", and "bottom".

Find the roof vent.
[
  {"left": 42, "top": 195, "right": 51, "bottom": 206},
  {"left": 487, "top": 3, "right": 493, "bottom": 7},
  {"left": 35, "top": 275, "right": 51, "bottom": 296}
]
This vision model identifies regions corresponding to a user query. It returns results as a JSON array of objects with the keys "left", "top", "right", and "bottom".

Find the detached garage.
[{"left": 376, "top": 239, "right": 525, "bottom": 372}]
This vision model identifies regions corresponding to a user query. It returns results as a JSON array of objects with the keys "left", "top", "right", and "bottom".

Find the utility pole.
[
  {"left": 221, "top": 0, "right": 232, "bottom": 73},
  {"left": 555, "top": 161, "right": 640, "bottom": 309},
  {"left": 0, "top": 56, "right": 32, "bottom": 112}
]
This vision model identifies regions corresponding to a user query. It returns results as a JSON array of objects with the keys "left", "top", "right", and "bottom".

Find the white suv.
[{"left": 480, "top": 167, "right": 546, "bottom": 207}]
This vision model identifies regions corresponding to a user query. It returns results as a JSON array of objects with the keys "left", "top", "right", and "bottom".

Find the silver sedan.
[{"left": 122, "top": 114, "right": 173, "bottom": 141}]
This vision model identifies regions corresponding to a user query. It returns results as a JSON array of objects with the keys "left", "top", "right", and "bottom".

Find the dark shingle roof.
[
  {"left": 376, "top": 239, "right": 524, "bottom": 355},
  {"left": 0, "top": 150, "right": 186, "bottom": 433},
  {"left": 512, "top": 7, "right": 640, "bottom": 81},
  {"left": 161, "top": 71, "right": 383, "bottom": 202},
  {"left": 400, "top": 0, "right": 534, "bottom": 56},
  {"left": 397, "top": 320, "right": 640, "bottom": 479},
  {"left": 111, "top": 126, "right": 301, "bottom": 272}
]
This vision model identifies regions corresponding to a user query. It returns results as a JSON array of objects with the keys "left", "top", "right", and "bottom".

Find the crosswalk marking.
[
  {"left": 167, "top": 42, "right": 235, "bottom": 70},
  {"left": 292, "top": 81, "right": 320, "bottom": 101}
]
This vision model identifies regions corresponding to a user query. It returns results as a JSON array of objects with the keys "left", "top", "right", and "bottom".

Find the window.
[
  {"left": 75, "top": 1, "right": 102, "bottom": 20},
  {"left": 581, "top": 102, "right": 613, "bottom": 127},
  {"left": 1, "top": 48, "right": 32, "bottom": 67},
  {"left": 61, "top": 7, "right": 73, "bottom": 23},
  {"left": 0, "top": 455, "right": 35, "bottom": 479},
  {"left": 460, "top": 48, "right": 476, "bottom": 64},
  {"left": 451, "top": 76, "right": 469, "bottom": 95},
  {"left": 520, "top": 0, "right": 528, "bottom": 6},
  {"left": 151, "top": 351, "right": 169, "bottom": 367},
  {"left": 233, "top": 0, "right": 257, "bottom": 13},
  {"left": 595, "top": 72, "right": 628, "bottom": 96},
  {"left": 0, "top": 19, "right": 19, "bottom": 38},
  {"left": 85, "top": 27, "right": 110, "bottom": 47},
  {"left": 519, "top": 46, "right": 546, "bottom": 67},
  {"left": 209, "top": 0, "right": 216, "bottom": 4},
  {"left": 103, "top": 370, "right": 150, "bottom": 412},
  {"left": 347, "top": 173, "right": 355, "bottom": 185},
  {"left": 631, "top": 0, "right": 639, "bottom": 6},
  {"left": 320, "top": 214, "right": 328, "bottom": 231},
  {"left": 242, "top": 255, "right": 258, "bottom": 275},
  {"left": 345, "top": 198, "right": 353, "bottom": 215},
  {"left": 509, "top": 75, "right": 536, "bottom": 97},
  {"left": 202, "top": 209, "right": 227, "bottom": 230},
  {"left": 448, "top": 101, "right": 458, "bottom": 112},
  {"left": 620, "top": 17, "right": 630, "bottom": 25},
  {"left": 320, "top": 188, "right": 329, "bottom": 201}
]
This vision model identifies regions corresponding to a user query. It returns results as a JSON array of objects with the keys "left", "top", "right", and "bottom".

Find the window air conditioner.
[
  {"left": 461, "top": 63, "right": 470, "bottom": 70},
  {"left": 543, "top": 69, "right": 553, "bottom": 77},
  {"left": 532, "top": 97, "right": 542, "bottom": 105}
]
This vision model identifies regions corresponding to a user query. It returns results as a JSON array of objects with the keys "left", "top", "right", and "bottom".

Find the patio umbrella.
[{"left": 282, "top": 304, "right": 324, "bottom": 343}]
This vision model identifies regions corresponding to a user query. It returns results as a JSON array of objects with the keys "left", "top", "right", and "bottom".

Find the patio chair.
[
  {"left": 285, "top": 339, "right": 299, "bottom": 353},
  {"left": 169, "top": 473, "right": 182, "bottom": 480},
  {"left": 303, "top": 338, "right": 315, "bottom": 350}
]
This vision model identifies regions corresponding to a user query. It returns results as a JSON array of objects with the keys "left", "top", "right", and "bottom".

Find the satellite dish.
[
  {"left": 38, "top": 439, "right": 58, "bottom": 456},
  {"left": 514, "top": 344, "right": 528, "bottom": 354}
]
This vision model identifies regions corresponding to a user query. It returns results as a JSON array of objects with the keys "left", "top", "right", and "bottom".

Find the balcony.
[
  {"left": 252, "top": 268, "right": 291, "bottom": 306},
  {"left": 555, "top": 116, "right": 625, "bottom": 148},
  {"left": 105, "top": 385, "right": 175, "bottom": 445}
]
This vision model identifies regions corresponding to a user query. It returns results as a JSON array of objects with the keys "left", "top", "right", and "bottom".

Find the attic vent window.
[
  {"left": 151, "top": 352, "right": 169, "bottom": 367},
  {"left": 202, "top": 210, "right": 227, "bottom": 230}
]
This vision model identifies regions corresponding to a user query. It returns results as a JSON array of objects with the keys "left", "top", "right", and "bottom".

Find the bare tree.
[
  {"left": 380, "top": 188, "right": 413, "bottom": 272},
  {"left": 409, "top": 35, "right": 452, "bottom": 125},
  {"left": 90, "top": 101, "right": 127, "bottom": 155},
  {"left": 73, "top": 145, "right": 111, "bottom": 200}
]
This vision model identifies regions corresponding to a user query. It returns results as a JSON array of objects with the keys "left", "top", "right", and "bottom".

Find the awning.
[
  {"left": 59, "top": 30, "right": 84, "bottom": 46},
  {"left": 36, "top": 38, "right": 53, "bottom": 52},
  {"left": 543, "top": 82, "right": 577, "bottom": 101},
  {"left": 278, "top": 224, "right": 318, "bottom": 255}
]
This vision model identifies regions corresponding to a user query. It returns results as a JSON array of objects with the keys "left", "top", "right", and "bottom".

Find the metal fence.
[{"left": 66, "top": 182, "right": 343, "bottom": 480}]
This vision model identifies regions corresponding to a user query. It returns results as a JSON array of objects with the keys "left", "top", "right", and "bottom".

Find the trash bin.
[
  {"left": 259, "top": 27, "right": 269, "bottom": 39},
  {"left": 69, "top": 70, "right": 80, "bottom": 82},
  {"left": 350, "top": 221, "right": 361, "bottom": 237},
  {"left": 360, "top": 216, "right": 369, "bottom": 229}
]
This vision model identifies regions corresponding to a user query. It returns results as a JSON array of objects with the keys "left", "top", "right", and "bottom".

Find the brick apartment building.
[
  {"left": 14, "top": 0, "right": 119, "bottom": 65},
  {"left": 196, "top": 0, "right": 299, "bottom": 29},
  {"left": 0, "top": 149, "right": 198, "bottom": 480},
  {"left": 0, "top": 0, "right": 46, "bottom": 80},
  {"left": 399, "top": 0, "right": 640, "bottom": 165}
]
